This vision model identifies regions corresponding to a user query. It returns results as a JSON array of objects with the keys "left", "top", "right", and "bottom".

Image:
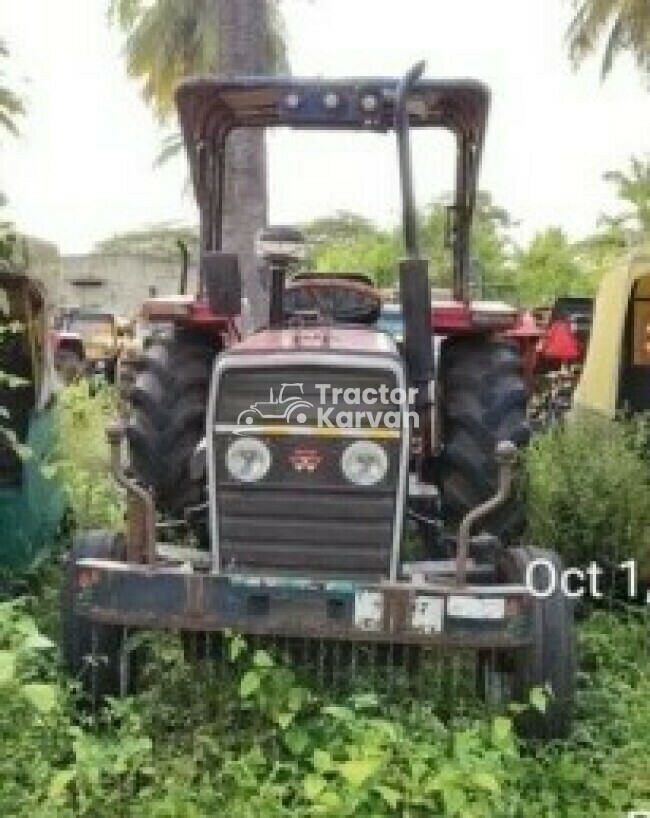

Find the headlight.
[
  {"left": 341, "top": 441, "right": 388, "bottom": 486},
  {"left": 226, "top": 438, "right": 271, "bottom": 483}
]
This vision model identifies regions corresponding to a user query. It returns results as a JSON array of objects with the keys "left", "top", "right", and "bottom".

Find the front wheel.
[
  {"left": 502, "top": 547, "right": 576, "bottom": 739},
  {"left": 61, "top": 532, "right": 141, "bottom": 706}
]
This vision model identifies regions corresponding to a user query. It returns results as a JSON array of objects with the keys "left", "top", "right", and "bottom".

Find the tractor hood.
[{"left": 228, "top": 326, "right": 400, "bottom": 358}]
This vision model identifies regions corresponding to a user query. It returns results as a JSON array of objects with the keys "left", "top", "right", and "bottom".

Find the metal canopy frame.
[{"left": 175, "top": 76, "right": 490, "bottom": 289}]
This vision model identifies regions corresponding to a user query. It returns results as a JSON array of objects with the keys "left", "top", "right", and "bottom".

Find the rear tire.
[
  {"left": 439, "top": 337, "right": 529, "bottom": 541},
  {"left": 126, "top": 333, "right": 219, "bottom": 525},
  {"left": 61, "top": 532, "right": 140, "bottom": 705}
]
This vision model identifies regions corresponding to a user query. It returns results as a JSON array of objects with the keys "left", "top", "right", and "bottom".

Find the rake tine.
[
  {"left": 318, "top": 639, "right": 325, "bottom": 689},
  {"left": 90, "top": 623, "right": 99, "bottom": 713},
  {"left": 118, "top": 626, "right": 129, "bottom": 698}
]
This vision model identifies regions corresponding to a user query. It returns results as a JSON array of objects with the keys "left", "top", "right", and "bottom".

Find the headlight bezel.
[
  {"left": 340, "top": 440, "right": 389, "bottom": 487},
  {"left": 226, "top": 437, "right": 272, "bottom": 483}
]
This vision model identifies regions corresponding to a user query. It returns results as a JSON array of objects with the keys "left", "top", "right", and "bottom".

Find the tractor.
[
  {"left": 62, "top": 64, "right": 575, "bottom": 738},
  {"left": 51, "top": 307, "right": 123, "bottom": 384}
]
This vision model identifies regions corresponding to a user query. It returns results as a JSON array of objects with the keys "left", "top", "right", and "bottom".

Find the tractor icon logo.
[{"left": 237, "top": 383, "right": 313, "bottom": 426}]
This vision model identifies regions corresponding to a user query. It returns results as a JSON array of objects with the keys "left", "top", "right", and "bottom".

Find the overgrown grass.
[
  {"left": 0, "top": 387, "right": 648, "bottom": 816},
  {"left": 53, "top": 381, "right": 123, "bottom": 531},
  {"left": 0, "top": 598, "right": 648, "bottom": 817},
  {"left": 525, "top": 414, "right": 650, "bottom": 575}
]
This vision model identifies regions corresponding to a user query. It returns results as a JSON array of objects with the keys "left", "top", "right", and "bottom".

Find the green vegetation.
[
  {"left": 52, "top": 383, "right": 123, "bottom": 531},
  {"left": 0, "top": 387, "right": 648, "bottom": 816},
  {"left": 526, "top": 415, "right": 650, "bottom": 572},
  {"left": 0, "top": 39, "right": 24, "bottom": 139},
  {"left": 568, "top": 0, "right": 650, "bottom": 79},
  {"left": 95, "top": 224, "right": 199, "bottom": 259},
  {"left": 305, "top": 154, "right": 650, "bottom": 306},
  {"left": 109, "top": 0, "right": 287, "bottom": 122}
]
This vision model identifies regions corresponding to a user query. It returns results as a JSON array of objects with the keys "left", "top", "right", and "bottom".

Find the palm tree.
[
  {"left": 0, "top": 40, "right": 24, "bottom": 138},
  {"left": 567, "top": 0, "right": 650, "bottom": 79},
  {"left": 602, "top": 156, "right": 650, "bottom": 236},
  {"left": 110, "top": 0, "right": 287, "bottom": 323}
]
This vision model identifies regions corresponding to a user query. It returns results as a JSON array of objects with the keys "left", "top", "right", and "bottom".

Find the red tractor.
[{"left": 63, "top": 64, "right": 575, "bottom": 738}]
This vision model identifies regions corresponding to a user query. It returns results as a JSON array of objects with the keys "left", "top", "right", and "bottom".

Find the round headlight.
[
  {"left": 226, "top": 438, "right": 271, "bottom": 483},
  {"left": 341, "top": 441, "right": 388, "bottom": 487}
]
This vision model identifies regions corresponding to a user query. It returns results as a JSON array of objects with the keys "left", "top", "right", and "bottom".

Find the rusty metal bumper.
[{"left": 73, "top": 559, "right": 534, "bottom": 649}]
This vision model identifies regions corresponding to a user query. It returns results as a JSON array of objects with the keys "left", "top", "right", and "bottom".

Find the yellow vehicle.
[
  {"left": 574, "top": 249, "right": 650, "bottom": 419},
  {"left": 52, "top": 308, "right": 121, "bottom": 383},
  {"left": 573, "top": 249, "right": 650, "bottom": 583}
]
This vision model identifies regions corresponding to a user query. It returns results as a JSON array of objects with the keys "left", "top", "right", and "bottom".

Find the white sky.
[{"left": 1, "top": 0, "right": 649, "bottom": 253}]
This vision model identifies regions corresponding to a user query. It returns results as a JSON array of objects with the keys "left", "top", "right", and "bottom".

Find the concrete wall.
[{"left": 39, "top": 253, "right": 199, "bottom": 317}]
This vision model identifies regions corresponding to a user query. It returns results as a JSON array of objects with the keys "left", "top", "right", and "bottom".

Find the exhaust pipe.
[{"left": 395, "top": 63, "right": 434, "bottom": 418}]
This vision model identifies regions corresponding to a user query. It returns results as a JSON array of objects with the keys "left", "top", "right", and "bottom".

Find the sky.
[{"left": 1, "top": 0, "right": 649, "bottom": 254}]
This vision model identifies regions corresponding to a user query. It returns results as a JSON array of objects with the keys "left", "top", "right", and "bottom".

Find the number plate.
[
  {"left": 354, "top": 591, "right": 384, "bottom": 631},
  {"left": 447, "top": 595, "right": 505, "bottom": 620},
  {"left": 411, "top": 596, "right": 444, "bottom": 634}
]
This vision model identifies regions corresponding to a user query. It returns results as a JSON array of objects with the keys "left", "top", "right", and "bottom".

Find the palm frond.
[
  {"left": 154, "top": 131, "right": 183, "bottom": 167},
  {"left": 112, "top": 0, "right": 289, "bottom": 122},
  {"left": 567, "top": 0, "right": 650, "bottom": 79},
  {"left": 0, "top": 42, "right": 25, "bottom": 137}
]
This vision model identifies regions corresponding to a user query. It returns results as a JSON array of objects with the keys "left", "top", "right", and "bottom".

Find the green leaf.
[
  {"left": 473, "top": 771, "right": 500, "bottom": 794},
  {"left": 351, "top": 692, "right": 379, "bottom": 711},
  {"left": 339, "top": 757, "right": 380, "bottom": 787},
  {"left": 283, "top": 727, "right": 310, "bottom": 756},
  {"left": 287, "top": 685, "right": 308, "bottom": 712},
  {"left": 22, "top": 683, "right": 59, "bottom": 713},
  {"left": 0, "top": 650, "right": 16, "bottom": 684},
  {"left": 253, "top": 649, "right": 274, "bottom": 668},
  {"left": 375, "top": 784, "right": 400, "bottom": 809},
  {"left": 529, "top": 686, "right": 548, "bottom": 713},
  {"left": 492, "top": 715, "right": 512, "bottom": 745},
  {"left": 23, "top": 632, "right": 56, "bottom": 651},
  {"left": 322, "top": 704, "right": 354, "bottom": 722},
  {"left": 239, "top": 670, "right": 260, "bottom": 698},
  {"left": 47, "top": 769, "right": 75, "bottom": 800},
  {"left": 275, "top": 712, "right": 294, "bottom": 729},
  {"left": 312, "top": 748, "right": 333, "bottom": 772},
  {"left": 303, "top": 774, "right": 327, "bottom": 801},
  {"left": 228, "top": 634, "right": 246, "bottom": 662}
]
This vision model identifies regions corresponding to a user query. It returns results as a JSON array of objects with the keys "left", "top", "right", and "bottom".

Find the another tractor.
[
  {"left": 51, "top": 307, "right": 122, "bottom": 384},
  {"left": 63, "top": 65, "right": 575, "bottom": 737}
]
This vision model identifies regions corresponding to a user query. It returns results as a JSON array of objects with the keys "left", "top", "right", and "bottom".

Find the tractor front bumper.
[{"left": 73, "top": 559, "right": 534, "bottom": 648}]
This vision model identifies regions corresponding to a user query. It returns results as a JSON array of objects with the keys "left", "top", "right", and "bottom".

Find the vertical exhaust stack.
[{"left": 395, "top": 63, "right": 434, "bottom": 416}]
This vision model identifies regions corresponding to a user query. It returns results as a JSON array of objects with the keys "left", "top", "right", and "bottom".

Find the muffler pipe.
[
  {"left": 106, "top": 422, "right": 157, "bottom": 564},
  {"left": 455, "top": 440, "right": 518, "bottom": 586}
]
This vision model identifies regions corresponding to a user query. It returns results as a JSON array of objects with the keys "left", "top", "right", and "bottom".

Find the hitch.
[
  {"left": 455, "top": 440, "right": 518, "bottom": 586},
  {"left": 106, "top": 422, "right": 157, "bottom": 564}
]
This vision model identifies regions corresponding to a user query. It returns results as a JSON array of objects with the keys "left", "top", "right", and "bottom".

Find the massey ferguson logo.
[
  {"left": 289, "top": 448, "right": 323, "bottom": 473},
  {"left": 236, "top": 382, "right": 418, "bottom": 429}
]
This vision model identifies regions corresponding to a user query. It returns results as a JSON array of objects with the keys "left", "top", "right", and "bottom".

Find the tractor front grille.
[{"left": 211, "top": 364, "right": 403, "bottom": 580}]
